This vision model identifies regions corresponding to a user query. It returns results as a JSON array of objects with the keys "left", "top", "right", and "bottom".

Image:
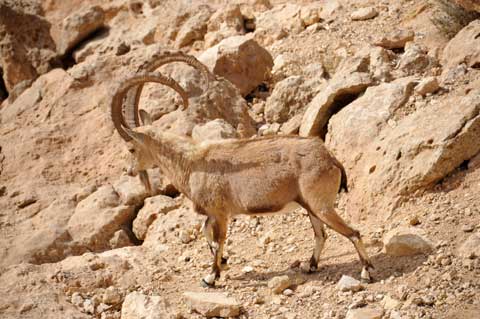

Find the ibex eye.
[{"left": 128, "top": 148, "right": 135, "bottom": 154}]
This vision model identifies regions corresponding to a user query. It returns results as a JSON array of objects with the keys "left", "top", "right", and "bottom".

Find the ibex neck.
[{"left": 153, "top": 132, "right": 196, "bottom": 197}]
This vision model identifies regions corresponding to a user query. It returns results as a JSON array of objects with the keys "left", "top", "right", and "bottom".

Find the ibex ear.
[
  {"left": 139, "top": 109, "right": 153, "bottom": 125},
  {"left": 124, "top": 127, "right": 146, "bottom": 143}
]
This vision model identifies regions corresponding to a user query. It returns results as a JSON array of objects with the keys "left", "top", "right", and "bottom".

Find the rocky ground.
[{"left": 0, "top": 0, "right": 479, "bottom": 318}]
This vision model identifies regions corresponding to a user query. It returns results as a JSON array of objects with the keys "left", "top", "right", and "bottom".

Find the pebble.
[
  {"left": 351, "top": 7, "right": 378, "bottom": 21},
  {"left": 337, "top": 275, "right": 364, "bottom": 292}
]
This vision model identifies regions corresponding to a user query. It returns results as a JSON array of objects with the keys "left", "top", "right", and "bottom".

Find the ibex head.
[{"left": 111, "top": 52, "right": 213, "bottom": 194}]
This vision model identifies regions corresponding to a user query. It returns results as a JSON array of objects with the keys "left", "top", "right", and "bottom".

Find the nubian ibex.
[{"left": 111, "top": 52, "right": 373, "bottom": 287}]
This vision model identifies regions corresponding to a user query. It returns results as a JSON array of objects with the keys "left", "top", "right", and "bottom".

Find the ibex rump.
[{"left": 111, "top": 53, "right": 373, "bottom": 287}]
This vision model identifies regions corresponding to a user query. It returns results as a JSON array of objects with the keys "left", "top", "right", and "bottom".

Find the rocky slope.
[{"left": 0, "top": 0, "right": 479, "bottom": 318}]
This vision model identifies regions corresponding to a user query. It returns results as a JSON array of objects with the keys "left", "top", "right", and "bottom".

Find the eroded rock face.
[
  {"left": 0, "top": 2, "right": 58, "bottom": 98},
  {"left": 200, "top": 35, "right": 273, "bottom": 96},
  {"left": 67, "top": 185, "right": 136, "bottom": 252},
  {"left": 441, "top": 20, "right": 480, "bottom": 70},
  {"left": 56, "top": 6, "right": 105, "bottom": 55},
  {"left": 264, "top": 76, "right": 319, "bottom": 124},
  {"left": 328, "top": 86, "right": 480, "bottom": 217}
]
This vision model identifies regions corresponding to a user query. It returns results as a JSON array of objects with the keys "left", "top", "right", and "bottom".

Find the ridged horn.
[
  {"left": 126, "top": 51, "right": 214, "bottom": 127},
  {"left": 111, "top": 72, "right": 189, "bottom": 142}
]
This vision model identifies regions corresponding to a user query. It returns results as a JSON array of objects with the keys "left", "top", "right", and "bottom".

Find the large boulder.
[
  {"left": 0, "top": 2, "right": 58, "bottom": 99},
  {"left": 328, "top": 88, "right": 480, "bottom": 218},
  {"left": 441, "top": 20, "right": 480, "bottom": 71},
  {"left": 56, "top": 6, "right": 105, "bottom": 55},
  {"left": 175, "top": 5, "right": 214, "bottom": 48},
  {"left": 199, "top": 35, "right": 273, "bottom": 96},
  {"left": 204, "top": 4, "right": 245, "bottom": 48},
  {"left": 67, "top": 185, "right": 136, "bottom": 251},
  {"left": 0, "top": 200, "right": 75, "bottom": 267},
  {"left": 326, "top": 77, "right": 417, "bottom": 168},
  {"left": 264, "top": 76, "right": 319, "bottom": 124}
]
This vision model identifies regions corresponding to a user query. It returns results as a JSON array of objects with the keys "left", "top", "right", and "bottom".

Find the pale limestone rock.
[
  {"left": 265, "top": 76, "right": 318, "bottom": 124},
  {"left": 383, "top": 227, "right": 434, "bottom": 256},
  {"left": 374, "top": 30, "right": 415, "bottom": 49},
  {"left": 199, "top": 35, "right": 273, "bottom": 96},
  {"left": 183, "top": 292, "right": 241, "bottom": 317},
  {"left": 133, "top": 195, "right": 179, "bottom": 240},
  {"left": 381, "top": 295, "right": 401, "bottom": 310},
  {"left": 176, "top": 5, "right": 214, "bottom": 48},
  {"left": 346, "top": 307, "right": 384, "bottom": 319},
  {"left": 57, "top": 6, "right": 105, "bottom": 55},
  {"left": 337, "top": 275, "right": 364, "bottom": 292},
  {"left": 67, "top": 185, "right": 136, "bottom": 251},
  {"left": 300, "top": 72, "right": 372, "bottom": 137},
  {"left": 109, "top": 229, "right": 133, "bottom": 249},
  {"left": 192, "top": 119, "right": 239, "bottom": 142},
  {"left": 326, "top": 77, "right": 417, "bottom": 166},
  {"left": 458, "top": 232, "right": 480, "bottom": 259},
  {"left": 351, "top": 7, "right": 378, "bottom": 21},
  {"left": 0, "top": 2, "right": 57, "bottom": 97},
  {"left": 415, "top": 77, "right": 440, "bottom": 96},
  {"left": 328, "top": 88, "right": 480, "bottom": 217},
  {"left": 205, "top": 4, "right": 245, "bottom": 48},
  {"left": 397, "top": 43, "right": 433, "bottom": 75},
  {"left": 268, "top": 275, "right": 293, "bottom": 294},
  {"left": 441, "top": 20, "right": 480, "bottom": 70},
  {"left": 113, "top": 174, "right": 150, "bottom": 206},
  {"left": 121, "top": 292, "right": 172, "bottom": 319}
]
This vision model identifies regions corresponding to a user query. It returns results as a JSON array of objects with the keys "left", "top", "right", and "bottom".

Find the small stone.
[
  {"left": 268, "top": 275, "right": 293, "bottom": 294},
  {"left": 409, "top": 215, "right": 421, "bottom": 226},
  {"left": 242, "top": 266, "right": 254, "bottom": 273},
  {"left": 351, "top": 7, "right": 378, "bottom": 21},
  {"left": 283, "top": 289, "right": 294, "bottom": 296},
  {"left": 381, "top": 295, "right": 401, "bottom": 310},
  {"left": 458, "top": 232, "right": 480, "bottom": 259},
  {"left": 337, "top": 275, "right": 364, "bottom": 292},
  {"left": 415, "top": 77, "right": 440, "bottom": 96},
  {"left": 83, "top": 299, "right": 95, "bottom": 314},
  {"left": 102, "top": 287, "right": 123, "bottom": 305},
  {"left": 179, "top": 230, "right": 193, "bottom": 244},
  {"left": 183, "top": 291, "right": 241, "bottom": 317},
  {"left": 71, "top": 292, "right": 84, "bottom": 306},
  {"left": 345, "top": 307, "right": 383, "bottom": 319},
  {"left": 374, "top": 29, "right": 415, "bottom": 49},
  {"left": 383, "top": 227, "right": 434, "bottom": 256}
]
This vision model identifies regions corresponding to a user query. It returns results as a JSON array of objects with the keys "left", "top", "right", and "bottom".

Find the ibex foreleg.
[{"left": 201, "top": 215, "right": 227, "bottom": 287}]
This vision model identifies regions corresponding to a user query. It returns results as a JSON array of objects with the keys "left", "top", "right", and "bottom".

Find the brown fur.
[{"left": 125, "top": 126, "right": 373, "bottom": 286}]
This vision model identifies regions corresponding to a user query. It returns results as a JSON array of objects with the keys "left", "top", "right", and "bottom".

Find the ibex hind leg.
[
  {"left": 310, "top": 207, "right": 373, "bottom": 282},
  {"left": 306, "top": 211, "right": 328, "bottom": 272},
  {"left": 201, "top": 216, "right": 227, "bottom": 287}
]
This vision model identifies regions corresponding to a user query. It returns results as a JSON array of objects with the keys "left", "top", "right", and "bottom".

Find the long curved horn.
[
  {"left": 111, "top": 72, "right": 189, "bottom": 141},
  {"left": 127, "top": 51, "right": 214, "bottom": 126}
]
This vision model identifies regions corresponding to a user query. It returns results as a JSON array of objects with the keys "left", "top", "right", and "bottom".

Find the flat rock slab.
[
  {"left": 346, "top": 307, "right": 384, "bottom": 319},
  {"left": 121, "top": 292, "right": 172, "bottom": 319},
  {"left": 183, "top": 291, "right": 241, "bottom": 317}
]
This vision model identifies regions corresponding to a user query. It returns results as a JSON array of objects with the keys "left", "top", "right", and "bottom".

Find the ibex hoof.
[
  {"left": 221, "top": 257, "right": 228, "bottom": 265},
  {"left": 200, "top": 278, "right": 215, "bottom": 288},
  {"left": 360, "top": 267, "right": 373, "bottom": 284}
]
